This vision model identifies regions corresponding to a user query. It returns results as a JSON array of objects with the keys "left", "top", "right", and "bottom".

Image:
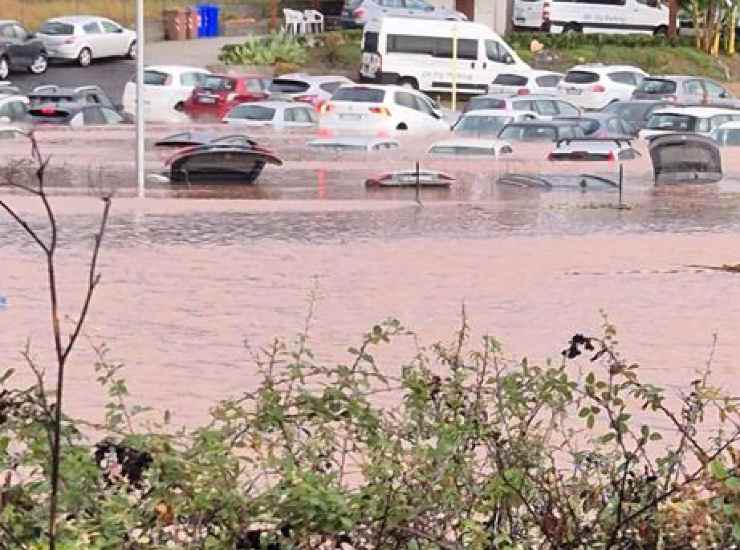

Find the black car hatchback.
[{"left": 0, "top": 20, "right": 48, "bottom": 80}]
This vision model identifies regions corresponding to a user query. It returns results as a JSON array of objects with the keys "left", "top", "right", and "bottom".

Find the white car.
[
  {"left": 0, "top": 89, "right": 29, "bottom": 125},
  {"left": 558, "top": 64, "right": 648, "bottom": 111},
  {"left": 640, "top": 106, "right": 740, "bottom": 140},
  {"left": 452, "top": 109, "right": 538, "bottom": 137},
  {"left": 307, "top": 136, "right": 400, "bottom": 152},
  {"left": 547, "top": 137, "right": 639, "bottom": 162},
  {"left": 267, "top": 74, "right": 354, "bottom": 110},
  {"left": 712, "top": 121, "right": 740, "bottom": 146},
  {"left": 465, "top": 94, "right": 581, "bottom": 119},
  {"left": 320, "top": 84, "right": 450, "bottom": 135},
  {"left": 37, "top": 16, "right": 136, "bottom": 67},
  {"left": 488, "top": 70, "right": 562, "bottom": 96},
  {"left": 428, "top": 138, "right": 513, "bottom": 157},
  {"left": 122, "top": 65, "right": 210, "bottom": 122},
  {"left": 223, "top": 101, "right": 318, "bottom": 128}
]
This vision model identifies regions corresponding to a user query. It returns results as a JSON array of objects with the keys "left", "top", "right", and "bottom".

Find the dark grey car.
[
  {"left": 554, "top": 114, "right": 638, "bottom": 138},
  {"left": 497, "top": 120, "right": 585, "bottom": 143},
  {"left": 0, "top": 20, "right": 48, "bottom": 80},
  {"left": 632, "top": 76, "right": 736, "bottom": 107},
  {"left": 601, "top": 100, "right": 669, "bottom": 131}
]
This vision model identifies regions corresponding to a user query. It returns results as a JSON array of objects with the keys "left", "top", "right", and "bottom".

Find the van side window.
[
  {"left": 485, "top": 40, "right": 509, "bottom": 63},
  {"left": 387, "top": 35, "right": 477, "bottom": 60}
]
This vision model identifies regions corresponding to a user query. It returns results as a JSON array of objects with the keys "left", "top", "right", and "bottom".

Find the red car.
[{"left": 183, "top": 74, "right": 269, "bottom": 121}]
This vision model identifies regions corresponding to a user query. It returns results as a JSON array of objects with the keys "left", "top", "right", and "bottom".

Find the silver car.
[
  {"left": 37, "top": 16, "right": 136, "bottom": 67},
  {"left": 340, "top": 0, "right": 466, "bottom": 28},
  {"left": 223, "top": 101, "right": 318, "bottom": 128}
]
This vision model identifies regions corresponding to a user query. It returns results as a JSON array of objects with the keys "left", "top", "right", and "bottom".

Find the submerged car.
[
  {"left": 497, "top": 120, "right": 585, "bottom": 142},
  {"left": 365, "top": 170, "right": 455, "bottom": 188},
  {"left": 640, "top": 106, "right": 740, "bottom": 139},
  {"left": 554, "top": 113, "right": 638, "bottom": 138},
  {"left": 712, "top": 121, "right": 740, "bottom": 146},
  {"left": 223, "top": 101, "right": 318, "bottom": 128},
  {"left": 307, "top": 136, "right": 400, "bottom": 151},
  {"left": 497, "top": 172, "right": 620, "bottom": 190},
  {"left": 428, "top": 138, "right": 513, "bottom": 157},
  {"left": 547, "top": 137, "right": 639, "bottom": 162},
  {"left": 183, "top": 74, "right": 269, "bottom": 121},
  {"left": 600, "top": 100, "right": 669, "bottom": 131},
  {"left": 632, "top": 75, "right": 735, "bottom": 107},
  {"left": 649, "top": 133, "right": 722, "bottom": 184},
  {"left": 268, "top": 74, "right": 353, "bottom": 110},
  {"left": 452, "top": 109, "right": 537, "bottom": 137}
]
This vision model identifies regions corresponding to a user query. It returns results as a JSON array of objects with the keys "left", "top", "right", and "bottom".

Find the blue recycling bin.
[{"left": 197, "top": 4, "right": 220, "bottom": 37}]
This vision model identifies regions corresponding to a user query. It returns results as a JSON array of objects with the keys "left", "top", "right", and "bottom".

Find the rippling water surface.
[{"left": 3, "top": 128, "right": 740, "bottom": 426}]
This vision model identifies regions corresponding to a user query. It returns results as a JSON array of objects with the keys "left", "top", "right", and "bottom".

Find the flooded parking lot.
[{"left": 3, "top": 127, "right": 740, "bottom": 426}]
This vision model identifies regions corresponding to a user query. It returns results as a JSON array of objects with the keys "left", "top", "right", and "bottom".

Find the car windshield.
[
  {"left": 332, "top": 87, "right": 385, "bottom": 103},
  {"left": 603, "top": 102, "right": 653, "bottom": 121},
  {"left": 454, "top": 115, "right": 511, "bottom": 136},
  {"left": 228, "top": 105, "right": 275, "bottom": 121},
  {"left": 717, "top": 130, "right": 740, "bottom": 145},
  {"left": 466, "top": 97, "right": 507, "bottom": 111},
  {"left": 39, "top": 21, "right": 75, "bottom": 35},
  {"left": 499, "top": 125, "right": 557, "bottom": 141},
  {"left": 646, "top": 113, "right": 696, "bottom": 131},
  {"left": 637, "top": 79, "right": 677, "bottom": 95},
  {"left": 430, "top": 146, "right": 492, "bottom": 156},
  {"left": 201, "top": 76, "right": 236, "bottom": 91},
  {"left": 564, "top": 71, "right": 599, "bottom": 84},
  {"left": 492, "top": 74, "right": 528, "bottom": 86},
  {"left": 269, "top": 79, "right": 310, "bottom": 93},
  {"left": 143, "top": 71, "right": 170, "bottom": 86},
  {"left": 28, "top": 94, "right": 76, "bottom": 105}
]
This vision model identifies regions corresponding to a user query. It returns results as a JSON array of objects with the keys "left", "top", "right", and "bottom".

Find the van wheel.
[
  {"left": 653, "top": 25, "right": 668, "bottom": 37},
  {"left": 562, "top": 23, "right": 582, "bottom": 34},
  {"left": 396, "top": 122, "right": 408, "bottom": 131},
  {"left": 398, "top": 78, "right": 418, "bottom": 90}
]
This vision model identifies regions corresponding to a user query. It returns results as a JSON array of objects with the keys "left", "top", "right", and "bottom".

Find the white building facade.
[{"left": 429, "top": 0, "right": 512, "bottom": 35}]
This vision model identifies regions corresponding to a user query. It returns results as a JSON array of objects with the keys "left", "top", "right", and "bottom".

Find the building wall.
[{"left": 428, "top": 0, "right": 511, "bottom": 35}]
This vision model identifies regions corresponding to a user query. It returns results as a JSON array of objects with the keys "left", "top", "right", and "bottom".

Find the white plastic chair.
[
  {"left": 283, "top": 9, "right": 307, "bottom": 35},
  {"left": 304, "top": 10, "right": 325, "bottom": 33}
]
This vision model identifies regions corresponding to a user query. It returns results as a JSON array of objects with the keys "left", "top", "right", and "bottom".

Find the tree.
[{"left": 668, "top": 0, "right": 679, "bottom": 37}]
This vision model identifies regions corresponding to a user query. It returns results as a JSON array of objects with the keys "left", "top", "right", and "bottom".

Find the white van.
[
  {"left": 360, "top": 17, "right": 529, "bottom": 95},
  {"left": 543, "top": 0, "right": 670, "bottom": 35}
]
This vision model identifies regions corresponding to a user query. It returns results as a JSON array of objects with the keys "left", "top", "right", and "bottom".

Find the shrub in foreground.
[{"left": 2, "top": 316, "right": 740, "bottom": 549}]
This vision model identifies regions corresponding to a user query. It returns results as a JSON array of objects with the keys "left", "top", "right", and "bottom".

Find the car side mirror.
[
  {"left": 115, "top": 28, "right": 124, "bottom": 33},
  {"left": 720, "top": 91, "right": 729, "bottom": 98}
]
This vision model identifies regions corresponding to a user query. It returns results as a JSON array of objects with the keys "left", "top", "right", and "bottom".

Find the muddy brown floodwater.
[{"left": 2, "top": 128, "right": 740, "bottom": 428}]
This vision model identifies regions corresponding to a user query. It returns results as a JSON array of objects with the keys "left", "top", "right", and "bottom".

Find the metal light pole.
[{"left": 136, "top": 0, "right": 146, "bottom": 198}]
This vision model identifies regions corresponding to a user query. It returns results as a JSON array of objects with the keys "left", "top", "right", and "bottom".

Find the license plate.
[
  {"left": 340, "top": 114, "right": 361, "bottom": 120},
  {"left": 198, "top": 96, "right": 216, "bottom": 104},
  {"left": 567, "top": 88, "right": 582, "bottom": 95}
]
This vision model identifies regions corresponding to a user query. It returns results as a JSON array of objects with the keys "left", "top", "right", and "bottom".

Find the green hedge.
[{"left": 506, "top": 31, "right": 694, "bottom": 51}]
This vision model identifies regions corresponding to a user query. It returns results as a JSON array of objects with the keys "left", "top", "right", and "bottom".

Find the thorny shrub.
[{"left": 2, "top": 314, "right": 740, "bottom": 549}]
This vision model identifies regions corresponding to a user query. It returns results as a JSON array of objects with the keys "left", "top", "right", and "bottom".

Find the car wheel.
[
  {"left": 0, "top": 57, "right": 8, "bottom": 80},
  {"left": 28, "top": 53, "right": 48, "bottom": 75},
  {"left": 654, "top": 25, "right": 668, "bottom": 37},
  {"left": 127, "top": 41, "right": 136, "bottom": 60},
  {"left": 78, "top": 47, "right": 92, "bottom": 67},
  {"left": 396, "top": 122, "right": 408, "bottom": 131},
  {"left": 398, "top": 78, "right": 418, "bottom": 90}
]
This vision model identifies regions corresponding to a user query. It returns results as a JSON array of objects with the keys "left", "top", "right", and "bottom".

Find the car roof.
[
  {"left": 716, "top": 121, "right": 740, "bottom": 130},
  {"left": 461, "top": 109, "right": 518, "bottom": 116},
  {"left": 30, "top": 85, "right": 102, "bottom": 96},
  {"left": 231, "top": 100, "right": 299, "bottom": 109},
  {"left": 276, "top": 73, "right": 352, "bottom": 82},
  {"left": 145, "top": 65, "right": 210, "bottom": 74},
  {"left": 559, "top": 113, "right": 615, "bottom": 121},
  {"left": 45, "top": 15, "right": 111, "bottom": 23},
  {"left": 568, "top": 64, "right": 646, "bottom": 73},
  {"left": 512, "top": 93, "right": 567, "bottom": 101},
  {"left": 308, "top": 136, "right": 397, "bottom": 146},
  {"left": 644, "top": 75, "right": 709, "bottom": 81},
  {"left": 431, "top": 138, "right": 509, "bottom": 147},
  {"left": 506, "top": 120, "right": 581, "bottom": 127},
  {"left": 653, "top": 106, "right": 740, "bottom": 116}
]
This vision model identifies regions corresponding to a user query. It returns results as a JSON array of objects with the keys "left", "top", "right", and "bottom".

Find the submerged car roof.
[
  {"left": 652, "top": 106, "right": 740, "bottom": 117},
  {"left": 430, "top": 138, "right": 510, "bottom": 148}
]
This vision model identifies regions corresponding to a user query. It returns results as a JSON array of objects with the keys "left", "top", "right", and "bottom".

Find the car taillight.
[
  {"left": 353, "top": 7, "right": 366, "bottom": 19},
  {"left": 592, "top": 84, "right": 606, "bottom": 93},
  {"left": 294, "top": 94, "right": 318, "bottom": 105},
  {"left": 517, "top": 88, "right": 530, "bottom": 95},
  {"left": 606, "top": 151, "right": 616, "bottom": 161},
  {"left": 40, "top": 107, "right": 56, "bottom": 115},
  {"left": 369, "top": 106, "right": 391, "bottom": 116},
  {"left": 322, "top": 103, "right": 333, "bottom": 113},
  {"left": 542, "top": 1, "right": 551, "bottom": 21}
]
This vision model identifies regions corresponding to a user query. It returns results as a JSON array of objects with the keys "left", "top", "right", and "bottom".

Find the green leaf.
[
  {"left": 710, "top": 459, "right": 728, "bottom": 480},
  {"left": 579, "top": 407, "right": 591, "bottom": 418},
  {"left": 587, "top": 415, "right": 595, "bottom": 429},
  {"left": 586, "top": 372, "right": 595, "bottom": 385}
]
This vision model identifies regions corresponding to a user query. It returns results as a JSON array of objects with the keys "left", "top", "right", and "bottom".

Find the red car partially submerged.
[{"left": 183, "top": 74, "right": 269, "bottom": 121}]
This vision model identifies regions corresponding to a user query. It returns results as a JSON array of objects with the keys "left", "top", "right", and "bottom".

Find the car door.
[
  {"left": 283, "top": 106, "right": 317, "bottom": 128},
  {"left": 82, "top": 21, "right": 106, "bottom": 57},
  {"left": 702, "top": 79, "right": 733, "bottom": 106},
  {"left": 412, "top": 92, "right": 448, "bottom": 131},
  {"left": 393, "top": 90, "right": 424, "bottom": 130},
  {"left": 82, "top": 106, "right": 107, "bottom": 126},
  {"left": 99, "top": 107, "right": 124, "bottom": 125},
  {"left": 11, "top": 24, "right": 38, "bottom": 66},
  {"left": 532, "top": 99, "right": 559, "bottom": 120},
  {"left": 608, "top": 71, "right": 641, "bottom": 102},
  {"left": 0, "top": 24, "right": 25, "bottom": 67},
  {"left": 682, "top": 79, "right": 706, "bottom": 104},
  {"left": 100, "top": 19, "right": 127, "bottom": 56}
]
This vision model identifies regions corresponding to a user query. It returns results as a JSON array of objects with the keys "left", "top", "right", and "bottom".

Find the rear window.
[
  {"left": 430, "top": 145, "right": 493, "bottom": 156},
  {"left": 493, "top": 74, "right": 528, "bottom": 86},
  {"left": 636, "top": 78, "right": 677, "bottom": 95},
  {"left": 536, "top": 75, "right": 561, "bottom": 88},
  {"left": 201, "top": 76, "right": 236, "bottom": 91},
  {"left": 646, "top": 113, "right": 696, "bottom": 131},
  {"left": 269, "top": 79, "right": 310, "bottom": 93},
  {"left": 454, "top": 115, "right": 511, "bottom": 136},
  {"left": 228, "top": 105, "right": 275, "bottom": 121},
  {"left": 28, "top": 94, "right": 75, "bottom": 105},
  {"left": 573, "top": 118, "right": 600, "bottom": 135},
  {"left": 363, "top": 31, "right": 379, "bottom": 53},
  {"left": 332, "top": 87, "right": 385, "bottom": 103},
  {"left": 144, "top": 71, "right": 170, "bottom": 86},
  {"left": 466, "top": 97, "right": 507, "bottom": 111},
  {"left": 499, "top": 124, "right": 557, "bottom": 141},
  {"left": 39, "top": 21, "right": 75, "bottom": 35},
  {"left": 564, "top": 71, "right": 600, "bottom": 84},
  {"left": 603, "top": 101, "right": 654, "bottom": 121}
]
